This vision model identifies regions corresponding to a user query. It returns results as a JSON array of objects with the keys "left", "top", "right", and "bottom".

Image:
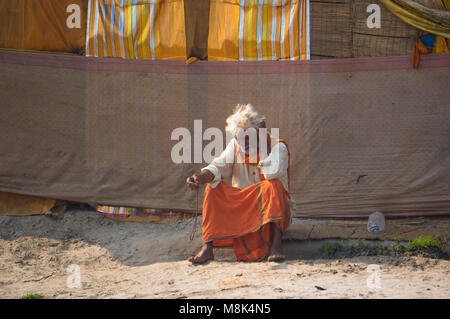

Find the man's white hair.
[{"left": 225, "top": 104, "right": 265, "bottom": 137}]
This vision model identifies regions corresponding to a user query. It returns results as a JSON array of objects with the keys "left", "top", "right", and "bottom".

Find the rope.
[{"left": 189, "top": 187, "right": 199, "bottom": 241}]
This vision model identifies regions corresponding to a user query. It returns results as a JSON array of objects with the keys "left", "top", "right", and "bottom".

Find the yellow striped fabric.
[
  {"left": 209, "top": 0, "right": 310, "bottom": 61},
  {"left": 86, "top": 0, "right": 186, "bottom": 60}
]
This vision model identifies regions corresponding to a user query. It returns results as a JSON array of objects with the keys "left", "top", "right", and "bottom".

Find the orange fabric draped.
[
  {"left": 412, "top": 31, "right": 429, "bottom": 68},
  {"left": 0, "top": 0, "right": 87, "bottom": 53},
  {"left": 202, "top": 179, "right": 291, "bottom": 262}
]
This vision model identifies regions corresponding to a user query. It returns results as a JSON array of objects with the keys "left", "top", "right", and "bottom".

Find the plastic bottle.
[{"left": 367, "top": 211, "right": 385, "bottom": 233}]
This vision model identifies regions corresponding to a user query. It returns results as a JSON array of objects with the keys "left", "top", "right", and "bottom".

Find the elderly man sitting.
[{"left": 186, "top": 104, "right": 291, "bottom": 264}]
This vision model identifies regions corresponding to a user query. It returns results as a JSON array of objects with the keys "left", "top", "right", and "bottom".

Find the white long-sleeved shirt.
[{"left": 202, "top": 137, "right": 289, "bottom": 191}]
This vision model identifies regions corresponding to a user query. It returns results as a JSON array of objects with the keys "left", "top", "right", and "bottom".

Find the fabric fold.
[{"left": 202, "top": 179, "right": 291, "bottom": 261}]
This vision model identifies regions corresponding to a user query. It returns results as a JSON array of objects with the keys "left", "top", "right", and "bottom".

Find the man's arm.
[{"left": 258, "top": 142, "right": 289, "bottom": 180}]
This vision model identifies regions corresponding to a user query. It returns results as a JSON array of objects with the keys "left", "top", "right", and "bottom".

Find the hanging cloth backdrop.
[
  {"left": 0, "top": 0, "right": 310, "bottom": 61},
  {"left": 208, "top": 0, "right": 310, "bottom": 61},
  {"left": 1, "top": 51, "right": 450, "bottom": 218},
  {"left": 85, "top": 0, "right": 187, "bottom": 60}
]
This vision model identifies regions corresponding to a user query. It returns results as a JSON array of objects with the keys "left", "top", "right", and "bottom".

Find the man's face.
[
  {"left": 244, "top": 134, "right": 261, "bottom": 155},
  {"left": 236, "top": 128, "right": 260, "bottom": 156}
]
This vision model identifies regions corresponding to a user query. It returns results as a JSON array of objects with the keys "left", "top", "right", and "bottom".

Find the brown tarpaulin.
[{"left": 0, "top": 50, "right": 449, "bottom": 217}]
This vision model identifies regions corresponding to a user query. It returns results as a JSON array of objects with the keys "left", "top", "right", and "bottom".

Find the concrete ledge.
[{"left": 283, "top": 217, "right": 450, "bottom": 244}]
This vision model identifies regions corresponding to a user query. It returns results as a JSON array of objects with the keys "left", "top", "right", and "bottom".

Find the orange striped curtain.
[
  {"left": 208, "top": 0, "right": 310, "bottom": 61},
  {"left": 86, "top": 0, "right": 186, "bottom": 60}
]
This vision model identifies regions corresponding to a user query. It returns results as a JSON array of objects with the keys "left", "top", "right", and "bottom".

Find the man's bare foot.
[
  {"left": 267, "top": 223, "right": 285, "bottom": 262},
  {"left": 188, "top": 243, "right": 214, "bottom": 264},
  {"left": 267, "top": 247, "right": 286, "bottom": 262}
]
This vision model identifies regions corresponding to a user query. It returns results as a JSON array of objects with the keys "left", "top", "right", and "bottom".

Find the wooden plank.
[{"left": 284, "top": 217, "right": 450, "bottom": 243}]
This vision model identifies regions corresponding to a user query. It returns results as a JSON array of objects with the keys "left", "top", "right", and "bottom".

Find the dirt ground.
[{"left": 0, "top": 210, "right": 449, "bottom": 299}]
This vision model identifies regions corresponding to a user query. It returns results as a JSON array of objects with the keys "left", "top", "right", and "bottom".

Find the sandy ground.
[{"left": 0, "top": 210, "right": 449, "bottom": 299}]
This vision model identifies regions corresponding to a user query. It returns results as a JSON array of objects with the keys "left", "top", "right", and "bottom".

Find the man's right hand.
[
  {"left": 186, "top": 170, "right": 215, "bottom": 191},
  {"left": 186, "top": 175, "right": 200, "bottom": 190}
]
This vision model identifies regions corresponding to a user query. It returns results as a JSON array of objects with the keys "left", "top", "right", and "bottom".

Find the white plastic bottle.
[{"left": 367, "top": 211, "right": 385, "bottom": 233}]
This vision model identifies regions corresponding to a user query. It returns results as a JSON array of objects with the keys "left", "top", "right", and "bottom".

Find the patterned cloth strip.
[
  {"left": 97, "top": 205, "right": 137, "bottom": 217},
  {"left": 96, "top": 205, "right": 184, "bottom": 219},
  {"left": 86, "top": 0, "right": 186, "bottom": 60}
]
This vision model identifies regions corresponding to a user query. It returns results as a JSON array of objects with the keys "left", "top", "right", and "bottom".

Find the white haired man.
[{"left": 186, "top": 104, "right": 291, "bottom": 263}]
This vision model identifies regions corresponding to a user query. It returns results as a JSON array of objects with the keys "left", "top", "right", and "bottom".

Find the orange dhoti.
[{"left": 202, "top": 179, "right": 291, "bottom": 261}]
